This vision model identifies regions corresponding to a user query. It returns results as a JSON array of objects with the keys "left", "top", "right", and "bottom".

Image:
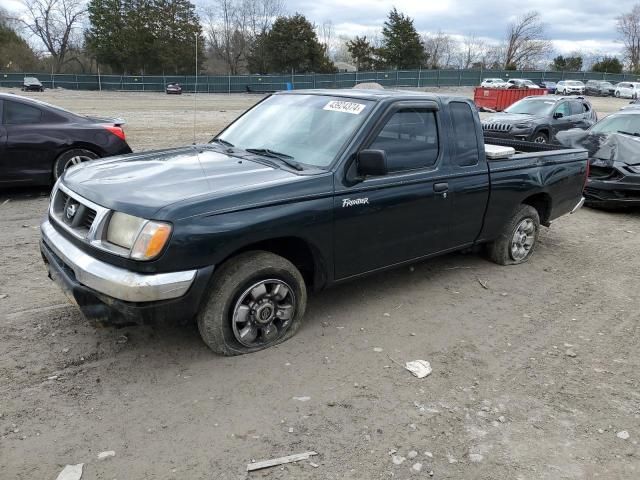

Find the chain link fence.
[{"left": 2, "top": 69, "right": 640, "bottom": 93}]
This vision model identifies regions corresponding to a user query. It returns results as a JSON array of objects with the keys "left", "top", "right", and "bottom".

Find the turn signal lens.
[{"left": 130, "top": 221, "right": 172, "bottom": 260}]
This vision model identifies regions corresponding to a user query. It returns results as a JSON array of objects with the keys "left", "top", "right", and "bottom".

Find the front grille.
[
  {"left": 482, "top": 123, "right": 512, "bottom": 132},
  {"left": 51, "top": 188, "right": 98, "bottom": 237}
]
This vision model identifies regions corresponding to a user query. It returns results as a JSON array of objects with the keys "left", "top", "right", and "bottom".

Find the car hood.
[
  {"left": 483, "top": 113, "right": 545, "bottom": 124},
  {"left": 62, "top": 146, "right": 329, "bottom": 220},
  {"left": 556, "top": 129, "right": 640, "bottom": 165}
]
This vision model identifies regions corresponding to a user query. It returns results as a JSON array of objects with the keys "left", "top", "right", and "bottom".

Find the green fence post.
[{"left": 437, "top": 69, "right": 440, "bottom": 88}]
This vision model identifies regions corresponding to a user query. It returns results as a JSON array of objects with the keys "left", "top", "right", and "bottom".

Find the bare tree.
[
  {"left": 423, "top": 31, "right": 457, "bottom": 69},
  {"left": 458, "top": 35, "right": 485, "bottom": 69},
  {"left": 318, "top": 20, "right": 334, "bottom": 58},
  {"left": 203, "top": 0, "right": 283, "bottom": 74},
  {"left": 617, "top": 4, "right": 640, "bottom": 71},
  {"left": 503, "top": 11, "right": 551, "bottom": 69},
  {"left": 17, "top": 0, "right": 86, "bottom": 72}
]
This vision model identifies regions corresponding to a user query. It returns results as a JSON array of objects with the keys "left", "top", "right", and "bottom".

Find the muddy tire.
[
  {"left": 197, "top": 251, "right": 307, "bottom": 355},
  {"left": 487, "top": 205, "right": 540, "bottom": 266},
  {"left": 53, "top": 149, "right": 99, "bottom": 180}
]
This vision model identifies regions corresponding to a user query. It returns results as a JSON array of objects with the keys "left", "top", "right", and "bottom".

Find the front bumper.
[
  {"left": 584, "top": 169, "right": 640, "bottom": 207},
  {"left": 41, "top": 220, "right": 214, "bottom": 324}
]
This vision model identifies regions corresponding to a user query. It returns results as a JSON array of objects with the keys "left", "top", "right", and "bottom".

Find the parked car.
[
  {"left": 585, "top": 80, "right": 615, "bottom": 96},
  {"left": 480, "top": 78, "right": 507, "bottom": 88},
  {"left": 482, "top": 95, "right": 597, "bottom": 144},
  {"left": 620, "top": 99, "right": 640, "bottom": 110},
  {"left": 0, "top": 93, "right": 132, "bottom": 187},
  {"left": 539, "top": 81, "right": 557, "bottom": 94},
  {"left": 506, "top": 79, "right": 540, "bottom": 89},
  {"left": 556, "top": 80, "right": 586, "bottom": 95},
  {"left": 40, "top": 89, "right": 588, "bottom": 355},
  {"left": 614, "top": 82, "right": 640, "bottom": 99},
  {"left": 166, "top": 83, "right": 182, "bottom": 95},
  {"left": 22, "top": 77, "right": 44, "bottom": 92},
  {"left": 557, "top": 110, "right": 640, "bottom": 209}
]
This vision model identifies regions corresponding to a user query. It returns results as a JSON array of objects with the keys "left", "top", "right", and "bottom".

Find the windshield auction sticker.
[{"left": 323, "top": 101, "right": 366, "bottom": 114}]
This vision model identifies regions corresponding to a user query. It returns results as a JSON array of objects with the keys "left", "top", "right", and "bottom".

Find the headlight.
[
  {"left": 514, "top": 122, "right": 533, "bottom": 129},
  {"left": 106, "top": 212, "right": 172, "bottom": 260}
]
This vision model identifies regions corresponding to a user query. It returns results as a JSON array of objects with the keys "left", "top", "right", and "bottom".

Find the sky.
[{"left": 3, "top": 0, "right": 634, "bottom": 57}]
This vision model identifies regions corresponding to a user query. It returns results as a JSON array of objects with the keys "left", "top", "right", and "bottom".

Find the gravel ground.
[{"left": 1, "top": 88, "right": 639, "bottom": 480}]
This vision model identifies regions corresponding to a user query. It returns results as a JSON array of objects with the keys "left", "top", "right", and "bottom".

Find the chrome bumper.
[
  {"left": 570, "top": 197, "right": 585, "bottom": 214},
  {"left": 41, "top": 220, "right": 196, "bottom": 302}
]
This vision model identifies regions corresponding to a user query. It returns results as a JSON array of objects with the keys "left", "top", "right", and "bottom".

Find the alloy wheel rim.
[
  {"left": 63, "top": 155, "right": 94, "bottom": 171},
  {"left": 510, "top": 218, "right": 536, "bottom": 261},
  {"left": 231, "top": 279, "right": 296, "bottom": 348},
  {"left": 534, "top": 135, "right": 547, "bottom": 143}
]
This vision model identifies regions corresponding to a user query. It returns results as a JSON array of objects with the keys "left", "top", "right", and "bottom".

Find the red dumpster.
[{"left": 473, "top": 87, "right": 548, "bottom": 111}]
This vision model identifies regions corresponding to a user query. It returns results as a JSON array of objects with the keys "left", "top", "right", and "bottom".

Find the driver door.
[{"left": 551, "top": 101, "right": 573, "bottom": 136}]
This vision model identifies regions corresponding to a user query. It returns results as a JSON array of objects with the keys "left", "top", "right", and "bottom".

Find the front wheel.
[
  {"left": 53, "top": 149, "right": 99, "bottom": 180},
  {"left": 615, "top": 91, "right": 620, "bottom": 98},
  {"left": 487, "top": 205, "right": 540, "bottom": 265},
  {"left": 532, "top": 131, "right": 548, "bottom": 144},
  {"left": 197, "top": 251, "right": 307, "bottom": 355}
]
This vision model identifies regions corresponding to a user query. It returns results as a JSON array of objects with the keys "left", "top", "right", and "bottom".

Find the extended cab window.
[
  {"left": 4, "top": 101, "right": 42, "bottom": 125},
  {"left": 569, "top": 101, "right": 584, "bottom": 116},
  {"left": 450, "top": 102, "right": 479, "bottom": 167},
  {"left": 369, "top": 108, "right": 439, "bottom": 172}
]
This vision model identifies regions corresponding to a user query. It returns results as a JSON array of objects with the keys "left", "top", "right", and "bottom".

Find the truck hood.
[
  {"left": 483, "top": 113, "right": 545, "bottom": 125},
  {"left": 62, "top": 146, "right": 320, "bottom": 219}
]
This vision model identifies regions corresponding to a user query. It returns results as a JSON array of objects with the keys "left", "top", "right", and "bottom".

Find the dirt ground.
[{"left": 1, "top": 88, "right": 639, "bottom": 480}]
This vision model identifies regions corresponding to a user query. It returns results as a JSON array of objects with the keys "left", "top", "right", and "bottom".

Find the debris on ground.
[
  {"left": 424, "top": 451, "right": 433, "bottom": 458},
  {"left": 292, "top": 396, "right": 311, "bottom": 402},
  {"left": 477, "top": 278, "right": 489, "bottom": 290},
  {"left": 392, "top": 455, "right": 406, "bottom": 465},
  {"left": 405, "top": 360, "right": 432, "bottom": 378},
  {"left": 55, "top": 464, "right": 83, "bottom": 480},
  {"left": 407, "top": 450, "right": 418, "bottom": 459},
  {"left": 97, "top": 450, "right": 115, "bottom": 459},
  {"left": 469, "top": 453, "right": 484, "bottom": 462},
  {"left": 373, "top": 347, "right": 383, "bottom": 352},
  {"left": 246, "top": 451, "right": 318, "bottom": 472},
  {"left": 309, "top": 462, "right": 319, "bottom": 468},
  {"left": 617, "top": 431, "right": 630, "bottom": 440},
  {"left": 565, "top": 349, "right": 577, "bottom": 358},
  {"left": 412, "top": 462, "right": 423, "bottom": 472},
  {"left": 116, "top": 335, "right": 128, "bottom": 344}
]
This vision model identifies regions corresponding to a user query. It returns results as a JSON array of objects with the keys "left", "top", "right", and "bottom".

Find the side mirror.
[
  {"left": 553, "top": 112, "right": 564, "bottom": 119},
  {"left": 357, "top": 149, "right": 388, "bottom": 176}
]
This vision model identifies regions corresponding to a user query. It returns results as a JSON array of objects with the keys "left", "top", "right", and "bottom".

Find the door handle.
[{"left": 433, "top": 182, "right": 449, "bottom": 193}]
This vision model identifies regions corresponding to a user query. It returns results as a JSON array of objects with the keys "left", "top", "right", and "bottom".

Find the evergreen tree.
[
  {"left": 379, "top": 8, "right": 425, "bottom": 69},
  {"left": 552, "top": 55, "right": 583, "bottom": 71},
  {"left": 346, "top": 36, "right": 376, "bottom": 71},
  {"left": 591, "top": 56, "right": 623, "bottom": 74},
  {"left": 257, "top": 14, "right": 335, "bottom": 73}
]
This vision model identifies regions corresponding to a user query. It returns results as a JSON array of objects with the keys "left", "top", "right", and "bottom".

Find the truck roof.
[{"left": 278, "top": 88, "right": 463, "bottom": 103}]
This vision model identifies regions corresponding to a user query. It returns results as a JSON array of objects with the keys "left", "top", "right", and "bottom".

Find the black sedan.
[
  {"left": 0, "top": 93, "right": 132, "bottom": 188},
  {"left": 557, "top": 110, "right": 640, "bottom": 208},
  {"left": 22, "top": 77, "right": 44, "bottom": 92},
  {"left": 166, "top": 83, "right": 182, "bottom": 94}
]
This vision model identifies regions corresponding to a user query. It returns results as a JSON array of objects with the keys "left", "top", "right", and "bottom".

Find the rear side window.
[
  {"left": 569, "top": 101, "right": 584, "bottom": 116},
  {"left": 4, "top": 101, "right": 42, "bottom": 125},
  {"left": 449, "top": 102, "right": 479, "bottom": 167},
  {"left": 369, "top": 108, "right": 439, "bottom": 172}
]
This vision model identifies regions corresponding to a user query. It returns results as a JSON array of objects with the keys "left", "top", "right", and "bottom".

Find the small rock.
[
  {"left": 428, "top": 471, "right": 434, "bottom": 477},
  {"left": 388, "top": 449, "right": 397, "bottom": 455},
  {"left": 598, "top": 429, "right": 604, "bottom": 434},
  {"left": 564, "top": 343, "right": 573, "bottom": 347},
  {"left": 288, "top": 427, "right": 294, "bottom": 433},
  {"left": 447, "top": 455, "right": 457, "bottom": 464},
  {"left": 392, "top": 455, "right": 406, "bottom": 465},
  {"left": 410, "top": 333, "right": 416, "bottom": 336},
  {"left": 424, "top": 451, "right": 433, "bottom": 458},
  {"left": 116, "top": 335, "right": 128, "bottom": 344},
  {"left": 97, "top": 450, "right": 115, "bottom": 459},
  {"left": 364, "top": 434, "right": 371, "bottom": 441},
  {"left": 409, "top": 423, "right": 417, "bottom": 430},
  {"left": 469, "top": 453, "right": 484, "bottom": 463},
  {"left": 500, "top": 292, "right": 508, "bottom": 296},
  {"left": 309, "top": 462, "right": 319, "bottom": 468},
  {"left": 565, "top": 349, "right": 577, "bottom": 358},
  {"left": 47, "top": 375, "right": 58, "bottom": 381},
  {"left": 383, "top": 313, "right": 390, "bottom": 317},
  {"left": 373, "top": 347, "right": 383, "bottom": 352},
  {"left": 407, "top": 450, "right": 418, "bottom": 459},
  {"left": 411, "top": 462, "right": 423, "bottom": 472},
  {"left": 327, "top": 401, "right": 336, "bottom": 407},
  {"left": 55, "top": 464, "right": 83, "bottom": 480},
  {"left": 292, "top": 396, "right": 311, "bottom": 402},
  {"left": 617, "top": 431, "right": 630, "bottom": 440},
  {"left": 62, "top": 348, "right": 70, "bottom": 354},
  {"left": 498, "top": 415, "right": 506, "bottom": 423},
  {"left": 0, "top": 294, "right": 8, "bottom": 299}
]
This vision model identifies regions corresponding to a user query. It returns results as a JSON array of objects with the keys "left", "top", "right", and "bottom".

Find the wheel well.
[
  {"left": 228, "top": 237, "right": 322, "bottom": 289},
  {"left": 522, "top": 193, "right": 552, "bottom": 226}
]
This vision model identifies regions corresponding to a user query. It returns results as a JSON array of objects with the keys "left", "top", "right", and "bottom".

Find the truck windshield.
[
  {"left": 504, "top": 99, "right": 555, "bottom": 115},
  {"left": 216, "top": 94, "right": 374, "bottom": 168}
]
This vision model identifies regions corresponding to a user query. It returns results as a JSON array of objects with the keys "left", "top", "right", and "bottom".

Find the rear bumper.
[{"left": 41, "top": 220, "right": 214, "bottom": 325}]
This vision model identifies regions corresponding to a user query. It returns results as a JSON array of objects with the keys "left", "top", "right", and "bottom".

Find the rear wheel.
[
  {"left": 487, "top": 205, "right": 540, "bottom": 265},
  {"left": 53, "top": 149, "right": 99, "bottom": 180},
  {"left": 197, "top": 251, "right": 307, "bottom": 355},
  {"left": 615, "top": 91, "right": 620, "bottom": 98}
]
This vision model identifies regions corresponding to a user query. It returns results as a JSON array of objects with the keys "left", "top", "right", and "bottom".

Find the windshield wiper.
[
  {"left": 211, "top": 138, "right": 235, "bottom": 147},
  {"left": 617, "top": 130, "right": 640, "bottom": 137},
  {"left": 245, "top": 148, "right": 304, "bottom": 171}
]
